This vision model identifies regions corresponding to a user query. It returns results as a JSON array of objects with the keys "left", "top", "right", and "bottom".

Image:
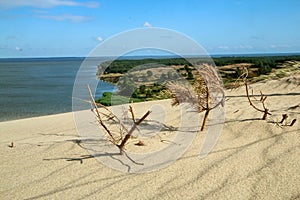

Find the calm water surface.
[{"left": 0, "top": 57, "right": 115, "bottom": 121}]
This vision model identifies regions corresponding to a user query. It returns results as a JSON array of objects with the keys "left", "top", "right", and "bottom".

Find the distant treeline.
[
  {"left": 213, "top": 55, "right": 300, "bottom": 66},
  {"left": 98, "top": 55, "right": 300, "bottom": 74},
  {"left": 99, "top": 58, "right": 193, "bottom": 74}
]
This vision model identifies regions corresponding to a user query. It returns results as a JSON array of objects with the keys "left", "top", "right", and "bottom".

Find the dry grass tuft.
[{"left": 167, "top": 64, "right": 225, "bottom": 131}]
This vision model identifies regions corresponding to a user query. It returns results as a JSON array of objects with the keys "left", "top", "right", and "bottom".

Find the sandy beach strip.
[{"left": 0, "top": 74, "right": 300, "bottom": 199}]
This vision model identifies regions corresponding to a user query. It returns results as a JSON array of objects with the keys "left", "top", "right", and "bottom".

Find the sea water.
[{"left": 0, "top": 57, "right": 116, "bottom": 122}]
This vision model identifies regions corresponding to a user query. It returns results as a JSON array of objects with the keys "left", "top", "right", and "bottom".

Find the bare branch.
[
  {"left": 290, "top": 119, "right": 297, "bottom": 126},
  {"left": 122, "top": 151, "right": 144, "bottom": 165},
  {"left": 87, "top": 84, "right": 151, "bottom": 164},
  {"left": 117, "top": 111, "right": 151, "bottom": 153},
  {"left": 280, "top": 114, "right": 288, "bottom": 124},
  {"left": 87, "top": 84, "right": 117, "bottom": 143},
  {"left": 241, "top": 67, "right": 271, "bottom": 120},
  {"left": 129, "top": 105, "right": 136, "bottom": 123}
]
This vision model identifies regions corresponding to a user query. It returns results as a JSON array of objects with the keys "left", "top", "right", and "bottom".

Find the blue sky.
[{"left": 0, "top": 0, "right": 300, "bottom": 58}]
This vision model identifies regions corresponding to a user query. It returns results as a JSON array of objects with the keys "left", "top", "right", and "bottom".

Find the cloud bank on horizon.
[{"left": 0, "top": 0, "right": 299, "bottom": 58}]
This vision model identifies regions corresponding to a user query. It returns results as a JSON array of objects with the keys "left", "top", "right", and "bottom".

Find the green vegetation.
[
  {"left": 99, "top": 55, "right": 300, "bottom": 75},
  {"left": 95, "top": 92, "right": 143, "bottom": 106},
  {"left": 99, "top": 58, "right": 191, "bottom": 74},
  {"left": 255, "top": 59, "right": 275, "bottom": 75},
  {"left": 146, "top": 70, "right": 153, "bottom": 77},
  {"left": 96, "top": 83, "right": 170, "bottom": 106},
  {"left": 213, "top": 55, "right": 300, "bottom": 66},
  {"left": 96, "top": 55, "right": 300, "bottom": 106}
]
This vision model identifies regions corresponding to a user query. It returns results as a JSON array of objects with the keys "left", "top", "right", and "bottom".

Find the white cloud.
[
  {"left": 218, "top": 45, "right": 253, "bottom": 50},
  {"left": 217, "top": 46, "right": 229, "bottom": 50},
  {"left": 0, "top": 0, "right": 99, "bottom": 9},
  {"left": 269, "top": 44, "right": 291, "bottom": 49},
  {"left": 38, "top": 14, "right": 92, "bottom": 23},
  {"left": 238, "top": 45, "right": 253, "bottom": 49},
  {"left": 15, "top": 46, "right": 23, "bottom": 51},
  {"left": 143, "top": 22, "right": 152, "bottom": 27},
  {"left": 96, "top": 36, "right": 103, "bottom": 42}
]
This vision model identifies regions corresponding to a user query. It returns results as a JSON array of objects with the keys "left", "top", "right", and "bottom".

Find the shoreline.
[
  {"left": 0, "top": 110, "right": 74, "bottom": 124},
  {"left": 0, "top": 111, "right": 73, "bottom": 123},
  {"left": 0, "top": 98, "right": 172, "bottom": 124}
]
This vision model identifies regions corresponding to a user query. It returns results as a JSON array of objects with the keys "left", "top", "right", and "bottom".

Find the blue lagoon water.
[{"left": 0, "top": 57, "right": 115, "bottom": 122}]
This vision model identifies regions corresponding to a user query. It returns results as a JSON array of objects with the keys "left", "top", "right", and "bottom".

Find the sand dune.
[{"left": 0, "top": 74, "right": 299, "bottom": 199}]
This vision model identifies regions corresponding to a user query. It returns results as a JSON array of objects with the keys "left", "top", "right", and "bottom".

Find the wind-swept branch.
[{"left": 167, "top": 64, "right": 225, "bottom": 131}]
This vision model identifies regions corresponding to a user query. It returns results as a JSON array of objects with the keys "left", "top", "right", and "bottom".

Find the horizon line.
[{"left": 1, "top": 52, "right": 300, "bottom": 60}]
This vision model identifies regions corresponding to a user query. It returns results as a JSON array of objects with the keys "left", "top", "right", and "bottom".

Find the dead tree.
[{"left": 87, "top": 84, "right": 150, "bottom": 156}]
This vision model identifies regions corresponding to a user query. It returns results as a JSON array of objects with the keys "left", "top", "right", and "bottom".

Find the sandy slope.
[{"left": 0, "top": 74, "right": 300, "bottom": 199}]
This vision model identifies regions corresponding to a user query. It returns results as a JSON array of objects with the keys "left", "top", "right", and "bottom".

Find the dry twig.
[
  {"left": 87, "top": 84, "right": 150, "bottom": 159},
  {"left": 117, "top": 110, "right": 151, "bottom": 154},
  {"left": 290, "top": 119, "right": 297, "bottom": 126},
  {"left": 280, "top": 114, "right": 288, "bottom": 124},
  {"left": 240, "top": 67, "right": 271, "bottom": 120}
]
